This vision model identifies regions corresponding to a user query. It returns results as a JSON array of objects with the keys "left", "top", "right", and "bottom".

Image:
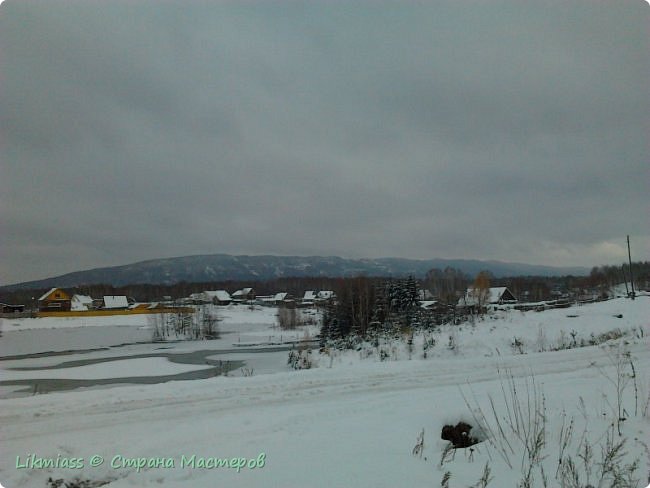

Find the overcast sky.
[{"left": 1, "top": 0, "right": 648, "bottom": 285}]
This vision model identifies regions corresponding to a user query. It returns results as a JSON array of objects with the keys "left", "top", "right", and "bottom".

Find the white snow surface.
[
  {"left": 1, "top": 314, "right": 150, "bottom": 331},
  {"left": 0, "top": 298, "right": 648, "bottom": 488},
  {"left": 1, "top": 357, "right": 211, "bottom": 381}
]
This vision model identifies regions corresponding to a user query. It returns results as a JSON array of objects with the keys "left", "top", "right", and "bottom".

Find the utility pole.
[{"left": 627, "top": 235, "right": 635, "bottom": 300}]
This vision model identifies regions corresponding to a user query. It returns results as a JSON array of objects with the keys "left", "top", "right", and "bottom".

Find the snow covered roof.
[
  {"left": 461, "top": 287, "right": 516, "bottom": 306},
  {"left": 316, "top": 291, "right": 334, "bottom": 300},
  {"left": 274, "top": 292, "right": 288, "bottom": 301},
  {"left": 232, "top": 288, "right": 253, "bottom": 297},
  {"left": 203, "top": 290, "right": 231, "bottom": 301},
  {"left": 103, "top": 296, "right": 129, "bottom": 309},
  {"left": 303, "top": 291, "right": 316, "bottom": 301},
  {"left": 72, "top": 294, "right": 93, "bottom": 304},
  {"left": 38, "top": 288, "right": 60, "bottom": 301},
  {"left": 71, "top": 294, "right": 94, "bottom": 311}
]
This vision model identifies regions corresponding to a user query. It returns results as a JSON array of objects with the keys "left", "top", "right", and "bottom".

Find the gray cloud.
[{"left": 1, "top": 0, "right": 648, "bottom": 284}]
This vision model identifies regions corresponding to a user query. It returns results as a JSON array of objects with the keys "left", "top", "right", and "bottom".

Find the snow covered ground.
[
  {"left": 0, "top": 305, "right": 318, "bottom": 357},
  {"left": 0, "top": 305, "right": 318, "bottom": 399},
  {"left": 1, "top": 357, "right": 212, "bottom": 381},
  {"left": 0, "top": 298, "right": 648, "bottom": 487}
]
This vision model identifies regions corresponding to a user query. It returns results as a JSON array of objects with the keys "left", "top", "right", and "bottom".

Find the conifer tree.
[
  {"left": 329, "top": 318, "right": 341, "bottom": 343},
  {"left": 319, "top": 318, "right": 330, "bottom": 349}
]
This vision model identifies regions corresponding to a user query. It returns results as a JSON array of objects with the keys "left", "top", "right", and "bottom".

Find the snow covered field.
[{"left": 0, "top": 298, "right": 648, "bottom": 487}]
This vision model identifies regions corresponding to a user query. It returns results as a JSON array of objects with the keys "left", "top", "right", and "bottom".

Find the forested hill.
[{"left": 3, "top": 254, "right": 588, "bottom": 290}]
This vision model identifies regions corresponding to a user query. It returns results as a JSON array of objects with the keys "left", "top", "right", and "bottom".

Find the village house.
[
  {"left": 38, "top": 288, "right": 72, "bottom": 311},
  {"left": 71, "top": 294, "right": 94, "bottom": 311},
  {"left": 316, "top": 290, "right": 335, "bottom": 301},
  {"left": 254, "top": 295, "right": 275, "bottom": 306},
  {"left": 458, "top": 286, "right": 517, "bottom": 311},
  {"left": 201, "top": 290, "right": 232, "bottom": 305},
  {"left": 188, "top": 293, "right": 206, "bottom": 304},
  {"left": 252, "top": 292, "right": 292, "bottom": 306},
  {"left": 302, "top": 290, "right": 316, "bottom": 306},
  {"left": 231, "top": 288, "right": 255, "bottom": 303},
  {"left": 274, "top": 292, "right": 296, "bottom": 307},
  {"left": 315, "top": 290, "right": 335, "bottom": 306},
  {"left": 102, "top": 296, "right": 130, "bottom": 309}
]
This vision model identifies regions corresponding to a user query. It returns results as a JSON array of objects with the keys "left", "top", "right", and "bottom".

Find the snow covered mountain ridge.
[{"left": 3, "top": 254, "right": 589, "bottom": 289}]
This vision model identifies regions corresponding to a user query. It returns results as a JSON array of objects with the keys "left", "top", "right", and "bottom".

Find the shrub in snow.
[
  {"left": 511, "top": 336, "right": 525, "bottom": 354},
  {"left": 458, "top": 368, "right": 643, "bottom": 488},
  {"left": 379, "top": 348, "right": 390, "bottom": 361},
  {"left": 535, "top": 326, "right": 548, "bottom": 352},
  {"left": 447, "top": 334, "right": 458, "bottom": 354},
  {"left": 440, "top": 471, "right": 452, "bottom": 488},
  {"left": 277, "top": 307, "right": 303, "bottom": 330},
  {"left": 412, "top": 429, "right": 424, "bottom": 458},
  {"left": 47, "top": 477, "right": 113, "bottom": 488},
  {"left": 148, "top": 305, "right": 220, "bottom": 341},
  {"left": 288, "top": 349, "right": 312, "bottom": 370},
  {"left": 557, "top": 423, "right": 641, "bottom": 488}
]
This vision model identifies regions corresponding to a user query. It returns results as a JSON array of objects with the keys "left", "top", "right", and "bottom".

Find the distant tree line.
[
  {"left": 490, "top": 261, "right": 649, "bottom": 301},
  {"left": 2, "top": 262, "right": 647, "bottom": 309},
  {"left": 0, "top": 276, "right": 379, "bottom": 309},
  {"left": 584, "top": 261, "right": 650, "bottom": 294},
  {"left": 422, "top": 266, "right": 556, "bottom": 303},
  {"left": 318, "top": 262, "right": 650, "bottom": 351}
]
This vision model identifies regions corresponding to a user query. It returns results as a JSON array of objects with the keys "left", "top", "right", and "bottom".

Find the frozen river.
[{"left": 0, "top": 310, "right": 318, "bottom": 398}]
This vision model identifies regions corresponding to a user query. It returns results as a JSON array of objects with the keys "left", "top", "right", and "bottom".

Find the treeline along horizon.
[{"left": 1, "top": 262, "right": 648, "bottom": 309}]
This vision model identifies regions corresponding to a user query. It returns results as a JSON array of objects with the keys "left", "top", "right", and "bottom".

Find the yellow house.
[{"left": 38, "top": 287, "right": 72, "bottom": 311}]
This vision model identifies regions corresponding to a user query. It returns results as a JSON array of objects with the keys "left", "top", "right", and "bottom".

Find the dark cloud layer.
[{"left": 1, "top": 0, "right": 648, "bottom": 284}]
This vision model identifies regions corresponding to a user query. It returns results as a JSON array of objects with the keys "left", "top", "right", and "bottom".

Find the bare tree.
[
  {"left": 472, "top": 271, "right": 491, "bottom": 314},
  {"left": 198, "top": 305, "right": 220, "bottom": 339},
  {"left": 278, "top": 306, "right": 300, "bottom": 330}
]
